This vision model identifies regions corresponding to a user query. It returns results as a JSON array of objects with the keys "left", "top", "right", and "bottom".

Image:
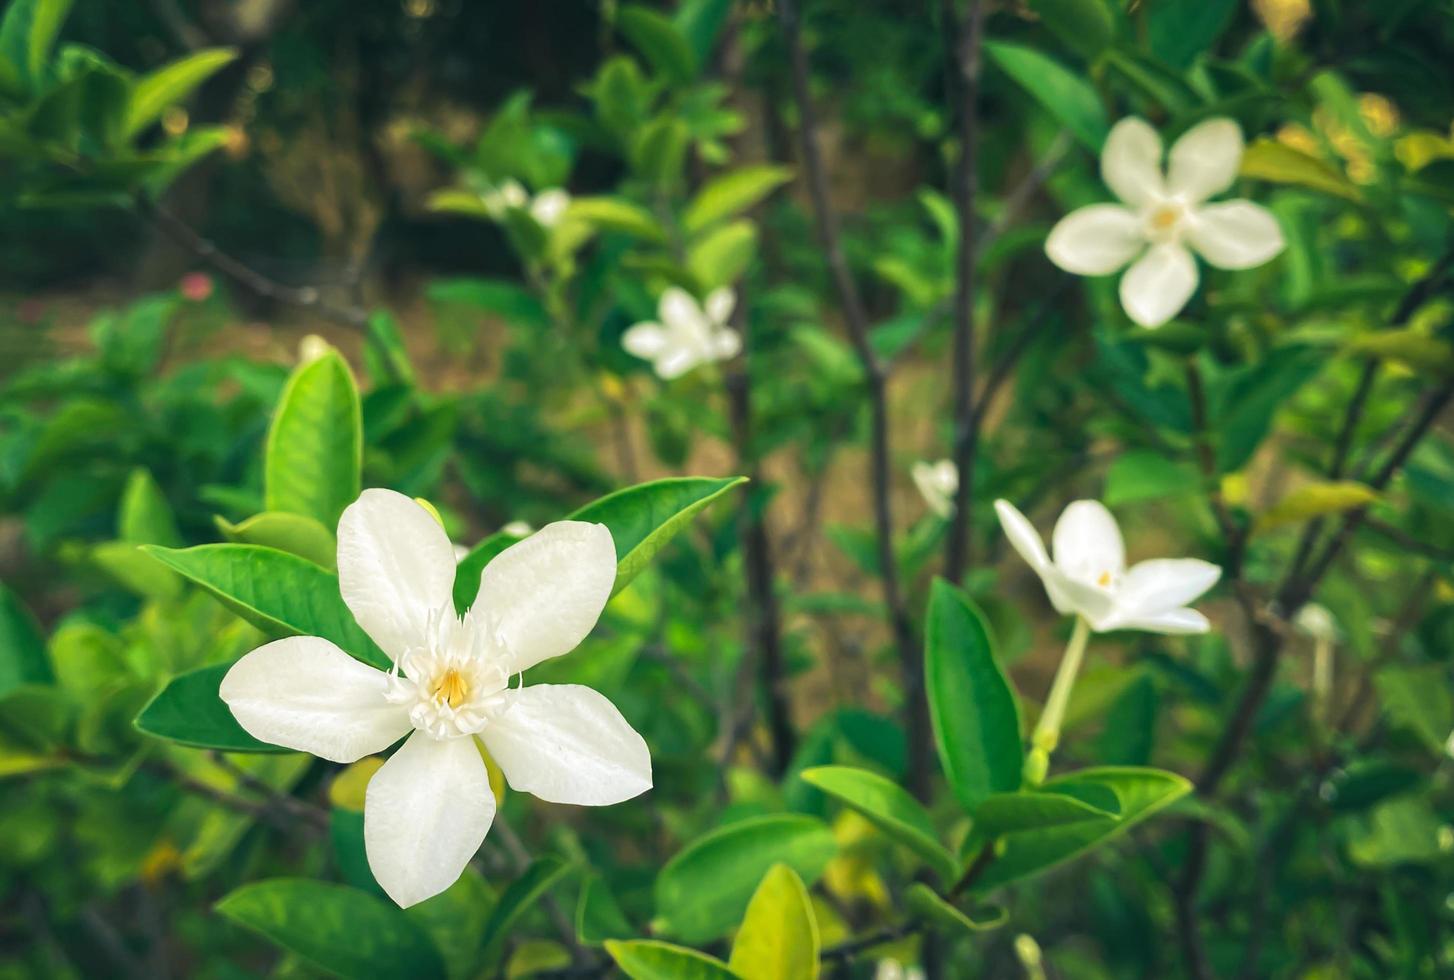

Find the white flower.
[
  {"left": 220, "top": 489, "right": 650, "bottom": 908},
  {"left": 481, "top": 178, "right": 529, "bottom": 218},
  {"left": 1293, "top": 602, "right": 1339, "bottom": 642},
  {"left": 528, "top": 188, "right": 571, "bottom": 228},
  {"left": 479, "top": 180, "right": 569, "bottom": 228},
  {"left": 994, "top": 498, "right": 1220, "bottom": 634},
  {"left": 912, "top": 459, "right": 958, "bottom": 519},
  {"left": 501, "top": 519, "right": 534, "bottom": 537},
  {"left": 621, "top": 286, "right": 741, "bottom": 380},
  {"left": 1045, "top": 117, "right": 1285, "bottom": 328},
  {"left": 875, "top": 961, "right": 925, "bottom": 980}
]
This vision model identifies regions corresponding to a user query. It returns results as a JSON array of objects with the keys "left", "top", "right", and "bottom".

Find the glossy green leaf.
[
  {"left": 1375, "top": 665, "right": 1453, "bottom": 752},
  {"left": 1240, "top": 138, "right": 1363, "bottom": 202},
  {"left": 124, "top": 47, "right": 237, "bottom": 137},
  {"left": 264, "top": 349, "right": 362, "bottom": 531},
  {"left": 1147, "top": 0, "right": 1236, "bottom": 68},
  {"left": 1028, "top": 0, "right": 1113, "bottom": 60},
  {"left": 119, "top": 467, "right": 182, "bottom": 547},
  {"left": 0, "top": 0, "right": 73, "bottom": 95},
  {"left": 970, "top": 790, "right": 1118, "bottom": 840},
  {"left": 1254, "top": 481, "right": 1377, "bottom": 532},
  {"left": 728, "top": 863, "right": 819, "bottom": 980},
  {"left": 688, "top": 220, "right": 756, "bottom": 291},
  {"left": 0, "top": 583, "right": 52, "bottom": 698},
  {"left": 800, "top": 766, "right": 956, "bottom": 882},
  {"left": 568, "top": 196, "right": 666, "bottom": 241},
  {"left": 925, "top": 580, "right": 1023, "bottom": 812},
  {"left": 655, "top": 814, "right": 837, "bottom": 944},
  {"left": 985, "top": 41, "right": 1108, "bottom": 150},
  {"left": 405, "top": 869, "right": 496, "bottom": 980},
  {"left": 215, "top": 512, "right": 337, "bottom": 570},
  {"left": 971, "top": 767, "right": 1191, "bottom": 892},
  {"left": 606, "top": 940, "right": 738, "bottom": 980},
  {"left": 684, "top": 165, "right": 793, "bottom": 234},
  {"left": 1103, "top": 451, "right": 1199, "bottom": 506},
  {"left": 478, "top": 856, "right": 574, "bottom": 966},
  {"left": 576, "top": 874, "right": 634, "bottom": 945},
  {"left": 617, "top": 5, "right": 696, "bottom": 83},
  {"left": 142, "top": 544, "right": 386, "bottom": 667},
  {"left": 134, "top": 662, "right": 287, "bottom": 753},
  {"left": 904, "top": 884, "right": 1007, "bottom": 937},
  {"left": 216, "top": 878, "right": 446, "bottom": 980}
]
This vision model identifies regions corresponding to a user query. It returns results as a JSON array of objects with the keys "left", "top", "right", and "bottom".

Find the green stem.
[{"left": 1024, "top": 616, "right": 1091, "bottom": 785}]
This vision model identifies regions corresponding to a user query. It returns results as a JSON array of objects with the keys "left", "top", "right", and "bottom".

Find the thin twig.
[{"left": 777, "top": 0, "right": 927, "bottom": 796}]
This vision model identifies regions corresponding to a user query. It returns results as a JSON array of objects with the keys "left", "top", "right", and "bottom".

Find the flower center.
[
  {"left": 1096, "top": 570, "right": 1113, "bottom": 588},
  {"left": 433, "top": 668, "right": 470, "bottom": 708},
  {"left": 385, "top": 607, "right": 515, "bottom": 740},
  {"left": 1144, "top": 200, "right": 1187, "bottom": 244}
]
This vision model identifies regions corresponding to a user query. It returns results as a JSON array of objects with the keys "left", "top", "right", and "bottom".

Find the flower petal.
[
  {"left": 1052, "top": 500, "right": 1125, "bottom": 580},
  {"left": 994, "top": 499, "right": 1050, "bottom": 570},
  {"left": 1187, "top": 200, "right": 1285, "bottom": 270},
  {"left": 659, "top": 287, "right": 706, "bottom": 333},
  {"left": 1045, "top": 204, "right": 1145, "bottom": 275},
  {"left": 1101, "top": 117, "right": 1165, "bottom": 209},
  {"left": 1167, "top": 117, "right": 1244, "bottom": 204},
  {"left": 1119, "top": 243, "right": 1198, "bottom": 328},
  {"left": 338, "top": 489, "right": 457, "bottom": 663},
  {"left": 704, "top": 287, "right": 736, "bottom": 326},
  {"left": 529, "top": 188, "right": 571, "bottom": 228},
  {"left": 622, "top": 322, "right": 670, "bottom": 359},
  {"left": 1043, "top": 566, "right": 1118, "bottom": 626},
  {"left": 473, "top": 521, "right": 616, "bottom": 672},
  {"left": 1112, "top": 607, "right": 1211, "bottom": 635},
  {"left": 914, "top": 461, "right": 957, "bottom": 518},
  {"left": 364, "top": 732, "right": 496, "bottom": 908},
  {"left": 481, "top": 684, "right": 651, "bottom": 806},
  {"left": 710, "top": 326, "right": 742, "bottom": 362},
  {"left": 220, "top": 636, "right": 409, "bottom": 763},
  {"left": 1116, "top": 558, "right": 1221, "bottom": 616}
]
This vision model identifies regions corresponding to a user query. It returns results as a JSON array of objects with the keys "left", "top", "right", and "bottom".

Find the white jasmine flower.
[
  {"left": 298, "top": 334, "right": 331, "bottom": 364},
  {"left": 479, "top": 180, "right": 570, "bottom": 228},
  {"left": 994, "top": 498, "right": 1220, "bottom": 634},
  {"left": 481, "top": 179, "right": 529, "bottom": 218},
  {"left": 528, "top": 188, "right": 571, "bottom": 228},
  {"left": 912, "top": 459, "right": 959, "bottom": 519},
  {"left": 875, "top": 961, "right": 925, "bottom": 980},
  {"left": 621, "top": 286, "right": 741, "bottom": 380},
  {"left": 1045, "top": 117, "right": 1285, "bottom": 328},
  {"left": 220, "top": 489, "right": 650, "bottom": 908},
  {"left": 501, "top": 520, "right": 534, "bottom": 537},
  {"left": 1293, "top": 602, "right": 1339, "bottom": 643}
]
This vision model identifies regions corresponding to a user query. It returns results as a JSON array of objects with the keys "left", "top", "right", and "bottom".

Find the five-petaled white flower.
[
  {"left": 481, "top": 179, "right": 571, "bottom": 228},
  {"left": 621, "top": 286, "right": 741, "bottom": 380},
  {"left": 994, "top": 498, "right": 1220, "bottom": 634},
  {"left": 220, "top": 489, "right": 650, "bottom": 908},
  {"left": 1045, "top": 116, "right": 1285, "bottom": 328},
  {"left": 912, "top": 459, "right": 958, "bottom": 519}
]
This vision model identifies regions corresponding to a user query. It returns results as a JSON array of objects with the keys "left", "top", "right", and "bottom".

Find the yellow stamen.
[
  {"left": 1096, "top": 570, "right": 1112, "bottom": 587},
  {"left": 1150, "top": 206, "right": 1179, "bottom": 231},
  {"left": 435, "top": 669, "right": 469, "bottom": 708}
]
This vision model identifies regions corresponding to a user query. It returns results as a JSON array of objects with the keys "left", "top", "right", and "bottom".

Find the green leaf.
[
  {"left": 568, "top": 196, "right": 666, "bottom": 241},
  {"left": 970, "top": 767, "right": 1191, "bottom": 892},
  {"left": 1103, "top": 451, "right": 1199, "bottom": 506},
  {"left": 799, "top": 766, "right": 956, "bottom": 882},
  {"left": 684, "top": 165, "right": 793, "bottom": 234},
  {"left": 903, "top": 883, "right": 1007, "bottom": 937},
  {"left": 216, "top": 879, "right": 446, "bottom": 980},
  {"left": 1375, "top": 665, "right": 1453, "bottom": 752},
  {"left": 1239, "top": 138, "right": 1363, "bottom": 202},
  {"left": 123, "top": 47, "right": 237, "bottom": 137},
  {"left": 405, "top": 870, "right": 496, "bottom": 980},
  {"left": 0, "top": 583, "right": 51, "bottom": 697},
  {"left": 1147, "top": 0, "right": 1237, "bottom": 68},
  {"left": 142, "top": 544, "right": 387, "bottom": 668},
  {"left": 456, "top": 476, "right": 744, "bottom": 613},
  {"left": 688, "top": 219, "right": 756, "bottom": 291},
  {"left": 1254, "top": 481, "right": 1377, "bottom": 532},
  {"left": 215, "top": 512, "right": 337, "bottom": 570},
  {"left": 478, "top": 856, "right": 574, "bottom": 966},
  {"left": 654, "top": 814, "right": 837, "bottom": 944},
  {"left": 134, "top": 662, "right": 287, "bottom": 753},
  {"left": 606, "top": 940, "right": 738, "bottom": 980},
  {"left": 1210, "top": 347, "right": 1323, "bottom": 473},
  {"left": 673, "top": 0, "right": 733, "bottom": 65},
  {"left": 984, "top": 41, "right": 1108, "bottom": 150},
  {"left": 576, "top": 874, "right": 634, "bottom": 946},
  {"left": 0, "top": 0, "right": 73, "bottom": 95},
  {"left": 970, "top": 790, "right": 1118, "bottom": 840},
  {"left": 264, "top": 349, "right": 362, "bottom": 531},
  {"left": 925, "top": 580, "right": 1023, "bottom": 812},
  {"left": 119, "top": 467, "right": 182, "bottom": 547},
  {"left": 617, "top": 5, "right": 697, "bottom": 83},
  {"left": 1346, "top": 329, "right": 1454, "bottom": 378},
  {"left": 1027, "top": 0, "right": 1113, "bottom": 60},
  {"left": 728, "top": 864, "right": 819, "bottom": 980}
]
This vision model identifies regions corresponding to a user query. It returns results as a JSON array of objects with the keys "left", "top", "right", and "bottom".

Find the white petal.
[
  {"left": 529, "top": 189, "right": 571, "bottom": 227},
  {"left": 654, "top": 344, "right": 702, "bottom": 380},
  {"left": 220, "top": 637, "right": 409, "bottom": 764},
  {"left": 1167, "top": 118, "right": 1244, "bottom": 204},
  {"left": 704, "top": 287, "right": 736, "bottom": 326},
  {"left": 1187, "top": 201, "right": 1285, "bottom": 270},
  {"left": 994, "top": 499, "right": 1050, "bottom": 570},
  {"left": 1116, "top": 558, "right": 1221, "bottom": 615},
  {"left": 1045, "top": 204, "right": 1145, "bottom": 275},
  {"left": 622, "top": 322, "right": 670, "bottom": 359},
  {"left": 1113, "top": 607, "right": 1211, "bottom": 635},
  {"left": 1042, "top": 566, "right": 1119, "bottom": 625},
  {"left": 364, "top": 732, "right": 496, "bottom": 908},
  {"left": 914, "top": 462, "right": 956, "bottom": 518},
  {"left": 481, "top": 684, "right": 651, "bottom": 806},
  {"left": 659, "top": 287, "right": 706, "bottom": 333},
  {"left": 472, "top": 521, "right": 616, "bottom": 672},
  {"left": 1052, "top": 500, "right": 1125, "bottom": 580},
  {"left": 338, "top": 489, "right": 457, "bottom": 663},
  {"left": 709, "top": 326, "right": 742, "bottom": 362},
  {"left": 1101, "top": 117, "right": 1165, "bottom": 209},
  {"left": 1119, "top": 243, "right": 1198, "bottom": 328}
]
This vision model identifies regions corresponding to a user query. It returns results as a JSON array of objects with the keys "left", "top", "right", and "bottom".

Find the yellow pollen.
[
  {"left": 1096, "top": 570, "right": 1112, "bottom": 587},
  {"left": 1150, "top": 206, "right": 1179, "bottom": 231},
  {"left": 434, "top": 669, "right": 469, "bottom": 708}
]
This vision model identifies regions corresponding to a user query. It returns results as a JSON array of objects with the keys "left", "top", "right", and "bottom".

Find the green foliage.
[{"left": 264, "top": 350, "right": 363, "bottom": 531}]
